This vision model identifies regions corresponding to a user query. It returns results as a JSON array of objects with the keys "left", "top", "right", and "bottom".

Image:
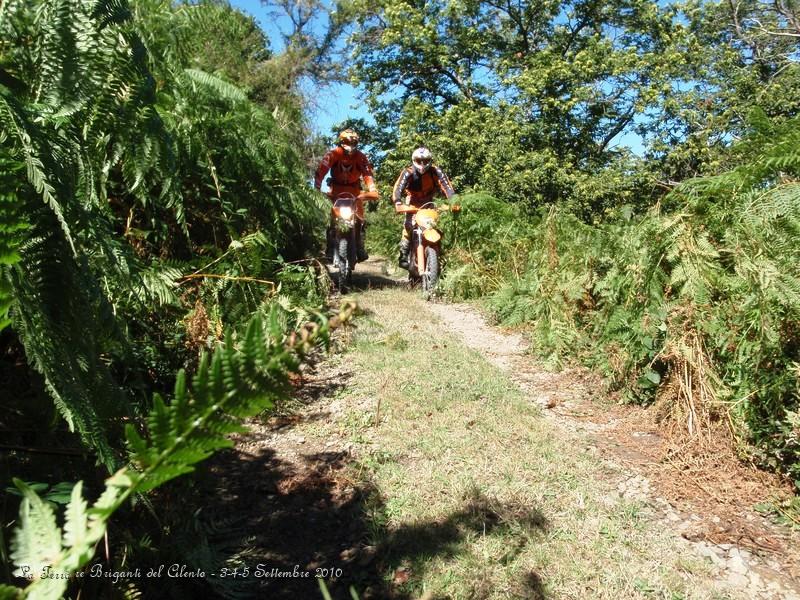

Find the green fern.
[
  {"left": 0, "top": 152, "right": 28, "bottom": 332},
  {"left": 0, "top": 87, "right": 74, "bottom": 252},
  {"left": 0, "top": 1, "right": 338, "bottom": 596},
  {"left": 11, "top": 218, "right": 128, "bottom": 469},
  {"left": 1, "top": 0, "right": 328, "bottom": 466},
  {"left": 184, "top": 68, "right": 247, "bottom": 102},
  {"left": 466, "top": 114, "right": 800, "bottom": 486},
  {"left": 5, "top": 305, "right": 352, "bottom": 599}
]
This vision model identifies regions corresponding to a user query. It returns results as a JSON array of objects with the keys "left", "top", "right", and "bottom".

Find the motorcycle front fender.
[
  {"left": 336, "top": 219, "right": 355, "bottom": 233},
  {"left": 422, "top": 229, "right": 441, "bottom": 244}
]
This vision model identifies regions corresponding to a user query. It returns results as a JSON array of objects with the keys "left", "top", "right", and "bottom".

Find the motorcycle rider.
[
  {"left": 314, "top": 129, "right": 378, "bottom": 262},
  {"left": 392, "top": 147, "right": 456, "bottom": 269}
]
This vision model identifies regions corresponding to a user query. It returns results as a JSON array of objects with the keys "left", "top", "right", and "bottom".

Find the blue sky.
[
  {"left": 229, "top": 0, "right": 645, "bottom": 154},
  {"left": 229, "top": 0, "right": 372, "bottom": 138}
]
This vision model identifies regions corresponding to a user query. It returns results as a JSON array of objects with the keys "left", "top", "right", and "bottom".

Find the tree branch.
[{"left": 598, "top": 106, "right": 636, "bottom": 153}]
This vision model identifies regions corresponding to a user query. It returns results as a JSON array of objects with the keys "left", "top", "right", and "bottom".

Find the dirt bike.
[
  {"left": 330, "top": 190, "right": 379, "bottom": 291},
  {"left": 395, "top": 201, "right": 460, "bottom": 298}
]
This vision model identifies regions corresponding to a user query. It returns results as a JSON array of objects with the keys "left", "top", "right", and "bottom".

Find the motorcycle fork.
[{"left": 416, "top": 235, "right": 425, "bottom": 274}]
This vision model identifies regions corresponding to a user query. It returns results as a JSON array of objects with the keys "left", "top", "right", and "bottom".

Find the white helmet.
[{"left": 412, "top": 147, "right": 433, "bottom": 174}]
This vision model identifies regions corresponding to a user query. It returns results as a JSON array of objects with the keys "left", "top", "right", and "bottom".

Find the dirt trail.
[
  {"left": 428, "top": 300, "right": 800, "bottom": 599},
  {"left": 196, "top": 257, "right": 800, "bottom": 600}
]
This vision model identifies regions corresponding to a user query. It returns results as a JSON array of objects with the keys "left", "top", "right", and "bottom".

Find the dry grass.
[{"left": 306, "top": 287, "right": 742, "bottom": 599}]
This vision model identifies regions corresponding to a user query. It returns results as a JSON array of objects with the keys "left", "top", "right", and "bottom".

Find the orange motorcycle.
[
  {"left": 395, "top": 201, "right": 460, "bottom": 297},
  {"left": 330, "top": 190, "right": 379, "bottom": 290}
]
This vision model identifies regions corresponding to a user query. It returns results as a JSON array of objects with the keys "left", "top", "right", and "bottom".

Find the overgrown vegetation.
[
  {"left": 350, "top": 0, "right": 800, "bottom": 489},
  {"left": 428, "top": 115, "right": 800, "bottom": 489},
  {"left": 3, "top": 0, "right": 800, "bottom": 595},
  {"left": 3, "top": 308, "right": 346, "bottom": 600},
  {"left": 0, "top": 0, "right": 335, "bottom": 595}
]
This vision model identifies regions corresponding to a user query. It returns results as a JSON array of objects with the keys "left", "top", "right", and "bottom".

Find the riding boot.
[
  {"left": 357, "top": 222, "right": 369, "bottom": 262},
  {"left": 398, "top": 238, "right": 410, "bottom": 270}
]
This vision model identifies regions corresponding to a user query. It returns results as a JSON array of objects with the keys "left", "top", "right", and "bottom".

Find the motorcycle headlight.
[
  {"left": 418, "top": 216, "right": 434, "bottom": 229},
  {"left": 339, "top": 206, "right": 353, "bottom": 220}
]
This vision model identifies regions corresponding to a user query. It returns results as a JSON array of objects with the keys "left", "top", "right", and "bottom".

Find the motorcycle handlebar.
[
  {"left": 327, "top": 191, "right": 379, "bottom": 202},
  {"left": 394, "top": 203, "right": 461, "bottom": 214}
]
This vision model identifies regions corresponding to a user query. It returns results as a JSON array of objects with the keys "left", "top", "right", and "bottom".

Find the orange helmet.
[{"left": 338, "top": 129, "right": 359, "bottom": 154}]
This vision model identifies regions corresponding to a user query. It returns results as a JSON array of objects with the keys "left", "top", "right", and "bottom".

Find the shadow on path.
[
  {"left": 188, "top": 447, "right": 548, "bottom": 599},
  {"left": 328, "top": 257, "right": 406, "bottom": 294},
  {"left": 171, "top": 264, "right": 549, "bottom": 599}
]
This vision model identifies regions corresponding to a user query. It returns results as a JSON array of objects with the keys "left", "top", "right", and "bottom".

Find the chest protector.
[
  {"left": 405, "top": 169, "right": 439, "bottom": 204},
  {"left": 331, "top": 157, "right": 362, "bottom": 186}
]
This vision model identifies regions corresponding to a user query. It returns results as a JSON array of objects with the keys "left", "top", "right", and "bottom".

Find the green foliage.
[
  {"left": 0, "top": 0, "right": 332, "bottom": 591},
  {"left": 343, "top": 0, "right": 800, "bottom": 214},
  {"left": 3, "top": 309, "right": 339, "bottom": 599},
  {"left": 438, "top": 192, "right": 532, "bottom": 299},
  {"left": 451, "top": 114, "right": 800, "bottom": 487},
  {"left": 0, "top": 0, "right": 327, "bottom": 466},
  {"left": 640, "top": 0, "right": 800, "bottom": 180},
  {"left": 11, "top": 213, "right": 131, "bottom": 469},
  {"left": 0, "top": 152, "right": 28, "bottom": 332},
  {"left": 342, "top": 0, "right": 693, "bottom": 212},
  {"left": 0, "top": 0, "right": 333, "bottom": 597}
]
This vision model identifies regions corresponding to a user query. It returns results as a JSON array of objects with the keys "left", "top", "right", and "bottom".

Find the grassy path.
[
  {"left": 198, "top": 259, "right": 798, "bottom": 599},
  {"left": 305, "top": 277, "right": 735, "bottom": 599}
]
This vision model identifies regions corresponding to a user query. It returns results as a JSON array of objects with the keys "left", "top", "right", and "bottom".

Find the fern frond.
[
  {"left": 9, "top": 481, "right": 62, "bottom": 582},
  {"left": 11, "top": 218, "right": 128, "bottom": 468},
  {"left": 0, "top": 152, "right": 29, "bottom": 331},
  {"left": 6, "top": 306, "right": 351, "bottom": 598},
  {"left": 0, "top": 89, "right": 74, "bottom": 252},
  {"left": 184, "top": 68, "right": 247, "bottom": 102}
]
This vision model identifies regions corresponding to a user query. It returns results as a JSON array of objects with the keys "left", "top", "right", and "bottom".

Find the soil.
[{"left": 195, "top": 257, "right": 800, "bottom": 600}]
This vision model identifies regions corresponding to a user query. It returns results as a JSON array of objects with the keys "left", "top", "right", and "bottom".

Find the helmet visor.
[{"left": 413, "top": 156, "right": 431, "bottom": 167}]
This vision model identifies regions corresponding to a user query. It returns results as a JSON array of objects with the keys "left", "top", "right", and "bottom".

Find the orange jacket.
[
  {"left": 314, "top": 146, "right": 376, "bottom": 194},
  {"left": 392, "top": 165, "right": 455, "bottom": 207}
]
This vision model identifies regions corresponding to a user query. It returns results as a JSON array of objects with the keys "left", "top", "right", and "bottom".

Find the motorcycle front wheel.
[
  {"left": 422, "top": 246, "right": 439, "bottom": 298},
  {"left": 337, "top": 236, "right": 352, "bottom": 291}
]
